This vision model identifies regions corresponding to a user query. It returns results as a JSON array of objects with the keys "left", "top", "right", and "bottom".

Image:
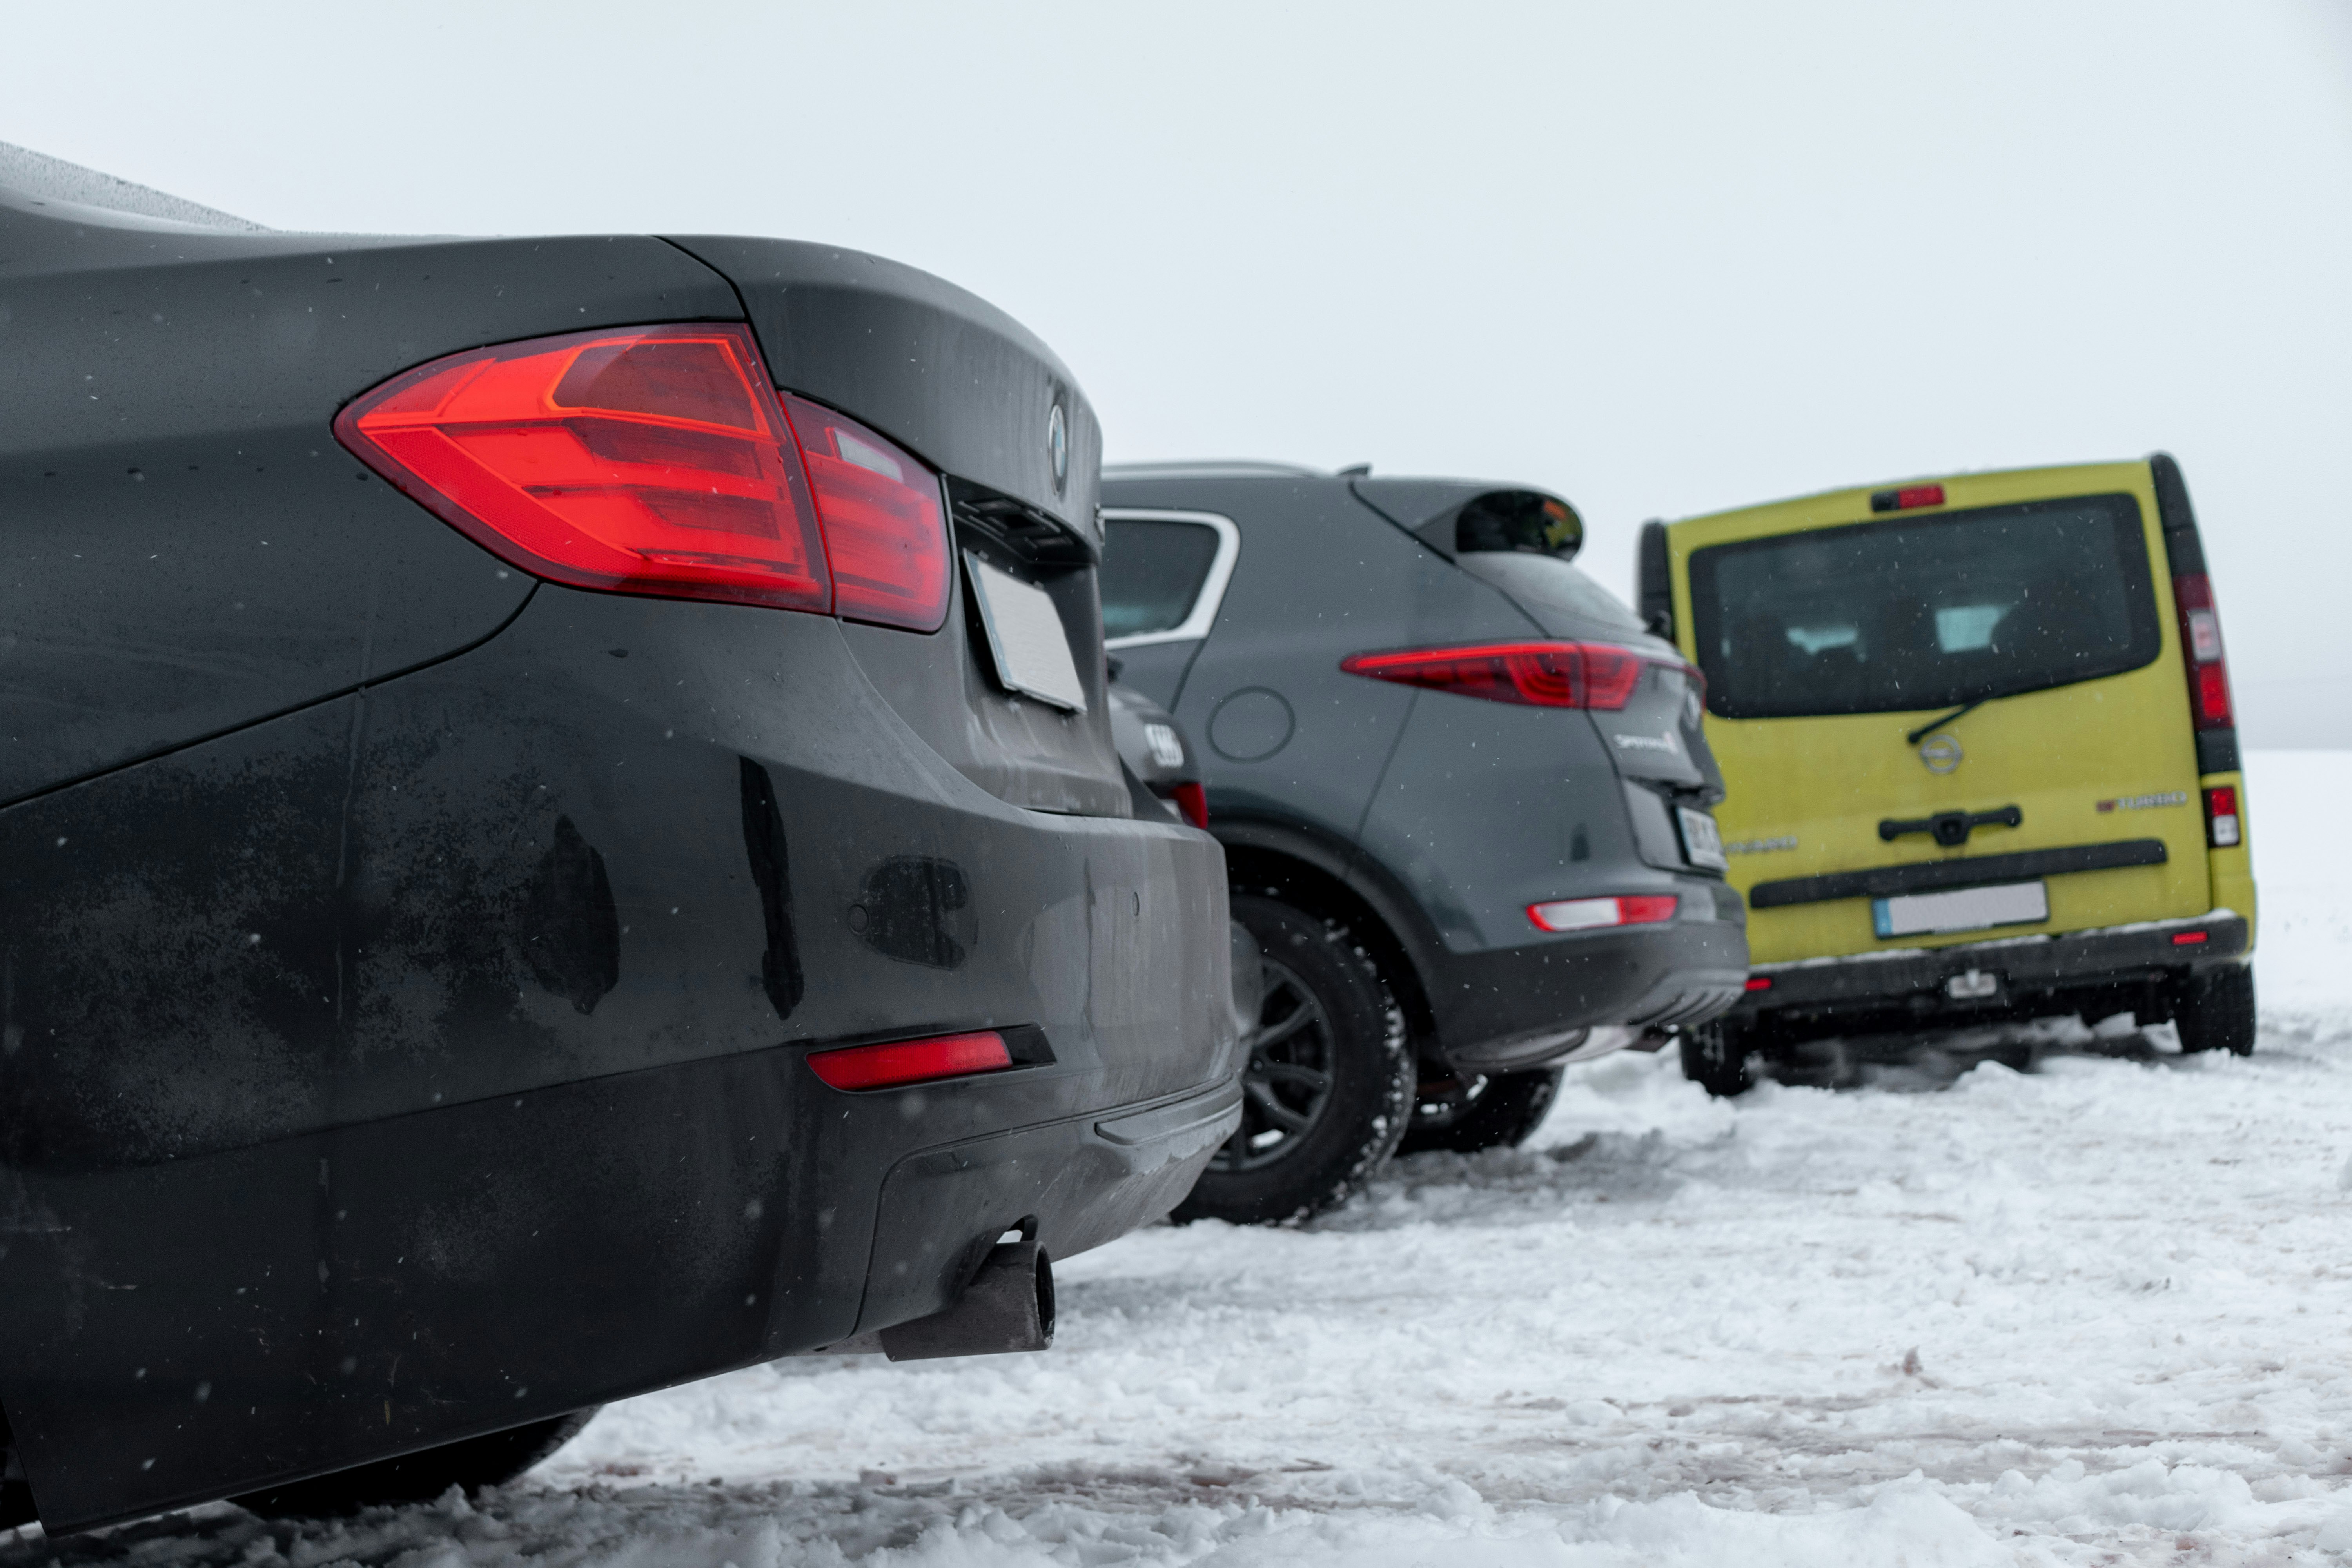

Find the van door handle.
[{"left": 1878, "top": 805, "right": 2023, "bottom": 848}]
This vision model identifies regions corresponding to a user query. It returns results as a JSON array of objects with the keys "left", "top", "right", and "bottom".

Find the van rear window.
[{"left": 1687, "top": 494, "right": 2161, "bottom": 720}]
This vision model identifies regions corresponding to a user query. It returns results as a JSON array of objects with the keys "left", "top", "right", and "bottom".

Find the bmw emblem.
[
  {"left": 1918, "top": 732, "right": 1964, "bottom": 774},
  {"left": 1047, "top": 401, "right": 1069, "bottom": 495}
]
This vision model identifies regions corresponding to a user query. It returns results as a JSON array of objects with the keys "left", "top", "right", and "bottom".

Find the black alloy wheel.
[
  {"left": 1397, "top": 1066, "right": 1566, "bottom": 1155},
  {"left": 1175, "top": 895, "right": 1415, "bottom": 1225}
]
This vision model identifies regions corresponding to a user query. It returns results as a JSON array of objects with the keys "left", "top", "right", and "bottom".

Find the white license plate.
[
  {"left": 1676, "top": 806, "right": 1727, "bottom": 871},
  {"left": 964, "top": 552, "right": 1088, "bottom": 712},
  {"left": 1873, "top": 880, "right": 2048, "bottom": 939}
]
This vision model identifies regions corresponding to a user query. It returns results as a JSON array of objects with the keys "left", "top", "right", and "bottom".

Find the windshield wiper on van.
[{"left": 1905, "top": 696, "right": 1992, "bottom": 745}]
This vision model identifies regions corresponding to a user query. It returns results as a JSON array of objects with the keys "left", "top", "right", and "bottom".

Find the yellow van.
[{"left": 1640, "top": 455, "right": 2254, "bottom": 1093}]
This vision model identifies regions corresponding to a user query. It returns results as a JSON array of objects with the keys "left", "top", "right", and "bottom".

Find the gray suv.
[{"left": 1101, "top": 464, "right": 1748, "bottom": 1223}]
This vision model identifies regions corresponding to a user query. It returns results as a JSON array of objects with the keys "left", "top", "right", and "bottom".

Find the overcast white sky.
[{"left": 9, "top": 1, "right": 2350, "bottom": 742}]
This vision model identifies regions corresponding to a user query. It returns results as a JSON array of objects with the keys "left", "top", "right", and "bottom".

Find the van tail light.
[
  {"left": 1169, "top": 780, "right": 1209, "bottom": 829},
  {"left": 2171, "top": 573, "right": 2234, "bottom": 731},
  {"left": 806, "top": 1029, "right": 1012, "bottom": 1091},
  {"left": 1528, "top": 894, "right": 1678, "bottom": 933},
  {"left": 1341, "top": 641, "right": 1677, "bottom": 711},
  {"left": 336, "top": 325, "right": 831, "bottom": 612},
  {"left": 2203, "top": 784, "right": 2241, "bottom": 848},
  {"left": 782, "top": 394, "right": 950, "bottom": 632}
]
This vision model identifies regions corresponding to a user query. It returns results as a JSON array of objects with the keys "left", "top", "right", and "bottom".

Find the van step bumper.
[{"left": 1737, "top": 911, "right": 2248, "bottom": 1022}]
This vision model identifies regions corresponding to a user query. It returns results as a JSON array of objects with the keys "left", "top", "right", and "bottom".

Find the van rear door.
[{"left": 1661, "top": 462, "right": 2210, "bottom": 963}]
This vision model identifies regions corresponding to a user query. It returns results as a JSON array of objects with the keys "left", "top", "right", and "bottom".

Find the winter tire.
[
  {"left": 229, "top": 1408, "right": 599, "bottom": 1518},
  {"left": 1174, "top": 895, "right": 1415, "bottom": 1225},
  {"left": 1397, "top": 1067, "right": 1565, "bottom": 1155},
  {"left": 1679, "top": 1019, "right": 1754, "bottom": 1097},
  {"left": 2172, "top": 962, "right": 2256, "bottom": 1056}
]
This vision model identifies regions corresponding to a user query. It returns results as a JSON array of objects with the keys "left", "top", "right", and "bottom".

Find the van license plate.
[
  {"left": 1676, "top": 807, "right": 1727, "bottom": 871},
  {"left": 1873, "top": 881, "right": 2048, "bottom": 939}
]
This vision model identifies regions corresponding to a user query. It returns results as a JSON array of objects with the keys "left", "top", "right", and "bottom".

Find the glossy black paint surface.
[
  {"left": 1101, "top": 471, "right": 1748, "bottom": 1064},
  {"left": 0, "top": 184, "right": 1235, "bottom": 1532}
]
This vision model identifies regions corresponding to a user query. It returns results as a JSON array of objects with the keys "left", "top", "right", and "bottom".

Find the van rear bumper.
[{"left": 1735, "top": 910, "right": 2249, "bottom": 1025}]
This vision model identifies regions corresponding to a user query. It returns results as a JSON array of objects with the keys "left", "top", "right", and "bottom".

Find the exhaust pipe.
[{"left": 878, "top": 1234, "right": 1055, "bottom": 1362}]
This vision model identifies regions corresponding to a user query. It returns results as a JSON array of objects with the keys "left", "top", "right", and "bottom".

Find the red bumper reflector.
[
  {"left": 1342, "top": 640, "right": 1688, "bottom": 711},
  {"left": 806, "top": 1030, "right": 1012, "bottom": 1091},
  {"left": 1870, "top": 483, "right": 1946, "bottom": 513},
  {"left": 2171, "top": 931, "right": 2209, "bottom": 946},
  {"left": 1527, "top": 894, "right": 1678, "bottom": 933},
  {"left": 1744, "top": 975, "right": 1773, "bottom": 991},
  {"left": 1170, "top": 780, "right": 1209, "bottom": 830}
]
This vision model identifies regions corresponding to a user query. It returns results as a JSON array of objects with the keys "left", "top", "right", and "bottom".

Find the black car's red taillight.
[
  {"left": 782, "top": 394, "right": 951, "bottom": 632},
  {"left": 336, "top": 325, "right": 953, "bottom": 630},
  {"left": 336, "top": 324, "right": 832, "bottom": 612},
  {"left": 1339, "top": 640, "right": 1677, "bottom": 711},
  {"left": 2171, "top": 572, "right": 2234, "bottom": 731}
]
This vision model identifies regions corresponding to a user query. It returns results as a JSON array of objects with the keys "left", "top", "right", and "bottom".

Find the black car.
[
  {"left": 1098, "top": 464, "right": 1749, "bottom": 1223},
  {"left": 0, "top": 146, "right": 1239, "bottom": 1535}
]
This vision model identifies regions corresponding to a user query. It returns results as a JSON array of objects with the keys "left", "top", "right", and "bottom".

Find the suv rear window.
[
  {"left": 1102, "top": 518, "right": 1222, "bottom": 639},
  {"left": 1688, "top": 494, "right": 2161, "bottom": 720}
]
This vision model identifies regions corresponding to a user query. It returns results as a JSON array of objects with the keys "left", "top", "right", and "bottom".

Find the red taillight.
[
  {"left": 1341, "top": 641, "right": 1675, "bottom": 711},
  {"left": 1527, "top": 894, "right": 1678, "bottom": 933},
  {"left": 336, "top": 325, "right": 831, "bottom": 612},
  {"left": 805, "top": 1030, "right": 1012, "bottom": 1091},
  {"left": 2203, "top": 784, "right": 2241, "bottom": 848},
  {"left": 2172, "top": 930, "right": 2210, "bottom": 946},
  {"left": 1744, "top": 975, "right": 1773, "bottom": 992},
  {"left": 1870, "top": 483, "right": 1946, "bottom": 513},
  {"left": 1170, "top": 780, "right": 1209, "bottom": 830},
  {"left": 2171, "top": 573, "right": 2234, "bottom": 731},
  {"left": 782, "top": 394, "right": 951, "bottom": 632}
]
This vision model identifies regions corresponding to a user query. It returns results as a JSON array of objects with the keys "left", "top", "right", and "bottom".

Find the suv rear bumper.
[
  {"left": 1736, "top": 910, "right": 2250, "bottom": 1030},
  {"left": 1427, "top": 900, "right": 1749, "bottom": 1070}
]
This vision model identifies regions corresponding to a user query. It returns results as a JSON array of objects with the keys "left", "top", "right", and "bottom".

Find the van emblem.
[
  {"left": 1047, "top": 402, "right": 1069, "bottom": 494},
  {"left": 1918, "top": 733, "right": 1964, "bottom": 774}
]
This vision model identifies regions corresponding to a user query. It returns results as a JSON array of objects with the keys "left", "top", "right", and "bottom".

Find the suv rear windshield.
[
  {"left": 1102, "top": 518, "right": 1221, "bottom": 639},
  {"left": 1688, "top": 494, "right": 2161, "bottom": 720}
]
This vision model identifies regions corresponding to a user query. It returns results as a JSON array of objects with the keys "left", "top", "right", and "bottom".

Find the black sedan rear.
[{"left": 0, "top": 148, "right": 1238, "bottom": 1535}]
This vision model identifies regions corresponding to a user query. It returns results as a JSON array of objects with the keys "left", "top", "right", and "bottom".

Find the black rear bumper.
[
  {"left": 1735, "top": 912, "right": 2250, "bottom": 1033},
  {"left": 0, "top": 589, "right": 1237, "bottom": 1533}
]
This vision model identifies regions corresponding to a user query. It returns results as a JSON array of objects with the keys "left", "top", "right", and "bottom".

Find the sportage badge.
[{"left": 1918, "top": 732, "right": 1963, "bottom": 774}]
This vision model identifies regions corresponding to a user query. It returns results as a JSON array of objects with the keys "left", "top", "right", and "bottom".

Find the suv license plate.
[
  {"left": 1676, "top": 806, "right": 1727, "bottom": 871},
  {"left": 1873, "top": 881, "right": 2047, "bottom": 939}
]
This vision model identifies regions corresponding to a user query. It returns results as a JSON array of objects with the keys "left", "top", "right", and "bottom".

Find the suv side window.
[{"left": 1100, "top": 512, "right": 1241, "bottom": 647}]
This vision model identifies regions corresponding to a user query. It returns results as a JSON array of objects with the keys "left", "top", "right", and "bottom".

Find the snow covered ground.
[{"left": 11, "top": 753, "right": 2351, "bottom": 1567}]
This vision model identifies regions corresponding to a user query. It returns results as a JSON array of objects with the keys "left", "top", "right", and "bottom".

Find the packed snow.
[{"left": 9, "top": 753, "right": 2350, "bottom": 1566}]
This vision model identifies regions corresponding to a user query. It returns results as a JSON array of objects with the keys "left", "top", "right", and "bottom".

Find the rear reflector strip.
[
  {"left": 1528, "top": 894, "right": 1678, "bottom": 933},
  {"left": 1744, "top": 975, "right": 1773, "bottom": 992},
  {"left": 806, "top": 1030, "right": 1012, "bottom": 1091},
  {"left": 2172, "top": 930, "right": 2209, "bottom": 946},
  {"left": 2204, "top": 784, "right": 2241, "bottom": 848},
  {"left": 1870, "top": 484, "right": 1946, "bottom": 513}
]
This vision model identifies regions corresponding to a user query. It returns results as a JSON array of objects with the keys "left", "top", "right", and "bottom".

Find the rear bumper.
[
  {"left": 0, "top": 588, "right": 1237, "bottom": 1532},
  {"left": 1426, "top": 896, "right": 1749, "bottom": 1070},
  {"left": 1735, "top": 910, "right": 2250, "bottom": 1029}
]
